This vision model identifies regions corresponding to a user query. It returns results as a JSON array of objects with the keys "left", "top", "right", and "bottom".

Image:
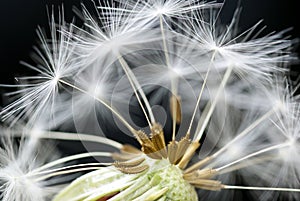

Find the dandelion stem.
[
  {"left": 32, "top": 152, "right": 112, "bottom": 174},
  {"left": 59, "top": 79, "right": 136, "bottom": 134},
  {"left": 223, "top": 185, "right": 300, "bottom": 192},
  {"left": 216, "top": 142, "right": 290, "bottom": 172},
  {"left": 217, "top": 156, "right": 274, "bottom": 175},
  {"left": 159, "top": 15, "right": 178, "bottom": 140},
  {"left": 30, "top": 162, "right": 110, "bottom": 177},
  {"left": 187, "top": 51, "right": 216, "bottom": 135},
  {"left": 212, "top": 107, "right": 277, "bottom": 158},
  {"left": 118, "top": 56, "right": 154, "bottom": 127},
  {"left": 194, "top": 66, "right": 233, "bottom": 142},
  {"left": 46, "top": 131, "right": 123, "bottom": 149},
  {"left": 14, "top": 130, "right": 123, "bottom": 149},
  {"left": 34, "top": 167, "right": 103, "bottom": 182},
  {"left": 194, "top": 101, "right": 211, "bottom": 135}
]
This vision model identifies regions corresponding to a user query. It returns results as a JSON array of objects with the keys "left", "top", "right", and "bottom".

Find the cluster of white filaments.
[{"left": 0, "top": 0, "right": 300, "bottom": 201}]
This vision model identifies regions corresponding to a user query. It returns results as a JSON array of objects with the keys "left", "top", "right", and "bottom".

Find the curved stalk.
[
  {"left": 12, "top": 130, "right": 123, "bottom": 149},
  {"left": 30, "top": 162, "right": 111, "bottom": 177},
  {"left": 34, "top": 167, "right": 104, "bottom": 182},
  {"left": 216, "top": 142, "right": 290, "bottom": 172},
  {"left": 31, "top": 152, "right": 112, "bottom": 174}
]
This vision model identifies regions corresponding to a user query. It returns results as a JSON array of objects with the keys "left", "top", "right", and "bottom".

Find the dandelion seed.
[
  {"left": 0, "top": 131, "right": 59, "bottom": 201},
  {"left": 0, "top": 9, "right": 77, "bottom": 125},
  {"left": 183, "top": 9, "right": 294, "bottom": 80}
]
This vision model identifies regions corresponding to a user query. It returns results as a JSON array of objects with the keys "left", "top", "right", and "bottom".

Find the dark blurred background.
[{"left": 0, "top": 0, "right": 299, "bottom": 200}]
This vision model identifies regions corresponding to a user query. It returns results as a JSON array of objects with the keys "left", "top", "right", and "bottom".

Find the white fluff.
[
  {"left": 0, "top": 0, "right": 299, "bottom": 201},
  {"left": 0, "top": 129, "right": 59, "bottom": 201}
]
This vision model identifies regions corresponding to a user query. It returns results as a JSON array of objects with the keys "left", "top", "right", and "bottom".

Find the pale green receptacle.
[{"left": 53, "top": 158, "right": 198, "bottom": 201}]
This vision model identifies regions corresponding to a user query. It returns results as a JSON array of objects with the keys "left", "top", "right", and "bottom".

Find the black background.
[{"left": 0, "top": 0, "right": 299, "bottom": 200}]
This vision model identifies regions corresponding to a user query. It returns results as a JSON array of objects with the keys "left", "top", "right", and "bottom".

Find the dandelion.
[
  {"left": 1, "top": 0, "right": 300, "bottom": 201},
  {"left": 0, "top": 9, "right": 77, "bottom": 125}
]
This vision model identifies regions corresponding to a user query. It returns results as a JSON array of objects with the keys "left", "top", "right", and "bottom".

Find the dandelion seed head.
[
  {"left": 278, "top": 139, "right": 298, "bottom": 160},
  {"left": 206, "top": 42, "right": 221, "bottom": 53},
  {"left": 1, "top": 0, "right": 299, "bottom": 200},
  {"left": 52, "top": 73, "right": 60, "bottom": 85},
  {"left": 153, "top": 6, "right": 167, "bottom": 17}
]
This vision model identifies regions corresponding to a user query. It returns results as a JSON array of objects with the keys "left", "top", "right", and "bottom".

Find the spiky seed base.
[{"left": 53, "top": 124, "right": 223, "bottom": 201}]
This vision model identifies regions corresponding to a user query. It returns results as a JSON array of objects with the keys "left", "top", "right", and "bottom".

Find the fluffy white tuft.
[{"left": 0, "top": 130, "right": 60, "bottom": 201}]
